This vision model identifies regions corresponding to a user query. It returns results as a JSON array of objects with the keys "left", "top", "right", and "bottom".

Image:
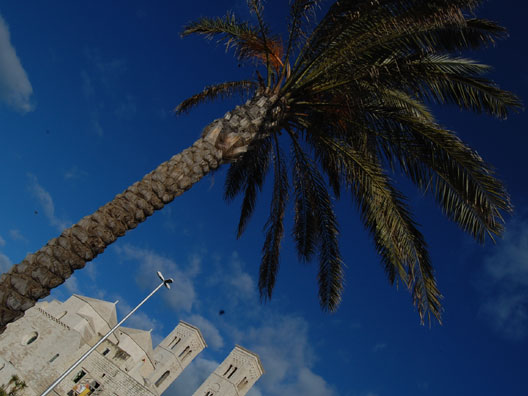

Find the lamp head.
[{"left": 157, "top": 271, "right": 173, "bottom": 289}]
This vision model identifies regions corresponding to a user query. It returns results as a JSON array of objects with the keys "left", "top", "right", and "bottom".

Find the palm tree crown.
[{"left": 176, "top": 0, "right": 521, "bottom": 324}]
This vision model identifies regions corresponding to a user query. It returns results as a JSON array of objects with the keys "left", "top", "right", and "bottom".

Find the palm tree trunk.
[{"left": 0, "top": 93, "right": 280, "bottom": 333}]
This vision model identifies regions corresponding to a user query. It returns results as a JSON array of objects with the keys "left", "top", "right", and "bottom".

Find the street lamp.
[{"left": 40, "top": 271, "right": 173, "bottom": 396}]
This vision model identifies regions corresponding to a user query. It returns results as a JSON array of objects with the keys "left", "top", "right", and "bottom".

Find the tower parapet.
[
  {"left": 147, "top": 321, "right": 207, "bottom": 394},
  {"left": 192, "top": 345, "right": 264, "bottom": 396}
]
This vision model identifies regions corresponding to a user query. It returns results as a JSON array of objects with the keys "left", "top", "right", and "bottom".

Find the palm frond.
[
  {"left": 398, "top": 55, "right": 522, "bottom": 118},
  {"left": 174, "top": 81, "right": 257, "bottom": 114},
  {"left": 289, "top": 1, "right": 505, "bottom": 93},
  {"left": 259, "top": 136, "right": 289, "bottom": 301},
  {"left": 286, "top": 0, "right": 323, "bottom": 58},
  {"left": 315, "top": 134, "right": 442, "bottom": 323},
  {"left": 182, "top": 13, "right": 283, "bottom": 71},
  {"left": 373, "top": 110, "right": 512, "bottom": 242},
  {"left": 291, "top": 133, "right": 344, "bottom": 311},
  {"left": 224, "top": 137, "right": 273, "bottom": 237}
]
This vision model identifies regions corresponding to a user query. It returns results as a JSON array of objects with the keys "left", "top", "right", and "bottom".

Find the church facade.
[{"left": 0, "top": 294, "right": 263, "bottom": 396}]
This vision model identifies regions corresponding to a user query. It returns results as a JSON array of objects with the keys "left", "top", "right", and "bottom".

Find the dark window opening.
[
  {"left": 238, "top": 377, "right": 249, "bottom": 390},
  {"left": 26, "top": 332, "right": 38, "bottom": 345},
  {"left": 102, "top": 348, "right": 110, "bottom": 356},
  {"left": 49, "top": 354, "right": 60, "bottom": 363},
  {"left": 223, "top": 364, "right": 233, "bottom": 376},
  {"left": 178, "top": 346, "right": 190, "bottom": 358},
  {"left": 168, "top": 336, "right": 181, "bottom": 349},
  {"left": 181, "top": 349, "right": 192, "bottom": 362},
  {"left": 73, "top": 370, "right": 86, "bottom": 383},
  {"left": 227, "top": 367, "right": 238, "bottom": 379},
  {"left": 155, "top": 371, "right": 170, "bottom": 387}
]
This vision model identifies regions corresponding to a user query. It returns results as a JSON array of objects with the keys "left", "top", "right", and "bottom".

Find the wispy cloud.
[
  {"left": 92, "top": 116, "right": 104, "bottom": 137},
  {"left": 115, "top": 95, "right": 137, "bottom": 120},
  {"left": 27, "top": 174, "right": 71, "bottom": 231},
  {"left": 0, "top": 14, "right": 34, "bottom": 112},
  {"left": 372, "top": 343, "right": 387, "bottom": 352},
  {"left": 63, "top": 274, "right": 81, "bottom": 295},
  {"left": 64, "top": 165, "right": 88, "bottom": 181},
  {"left": 116, "top": 246, "right": 335, "bottom": 396},
  {"left": 0, "top": 235, "right": 5, "bottom": 247},
  {"left": 117, "top": 244, "right": 199, "bottom": 313},
  {"left": 478, "top": 218, "right": 528, "bottom": 340},
  {"left": 167, "top": 357, "right": 219, "bottom": 396},
  {"left": 0, "top": 252, "right": 12, "bottom": 273},
  {"left": 206, "top": 251, "right": 257, "bottom": 309},
  {"left": 240, "top": 314, "right": 336, "bottom": 396},
  {"left": 115, "top": 297, "right": 164, "bottom": 346},
  {"left": 185, "top": 314, "right": 224, "bottom": 350},
  {"left": 9, "top": 229, "right": 27, "bottom": 243},
  {"left": 83, "top": 48, "right": 127, "bottom": 90},
  {"left": 80, "top": 70, "right": 94, "bottom": 98}
]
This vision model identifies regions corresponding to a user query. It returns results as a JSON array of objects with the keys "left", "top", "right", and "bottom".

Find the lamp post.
[{"left": 40, "top": 271, "right": 173, "bottom": 396}]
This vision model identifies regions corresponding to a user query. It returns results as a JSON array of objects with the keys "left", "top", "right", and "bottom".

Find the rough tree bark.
[{"left": 0, "top": 93, "right": 281, "bottom": 333}]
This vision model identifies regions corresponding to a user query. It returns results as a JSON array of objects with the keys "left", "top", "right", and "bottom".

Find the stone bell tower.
[
  {"left": 192, "top": 345, "right": 264, "bottom": 396},
  {"left": 147, "top": 321, "right": 207, "bottom": 394}
]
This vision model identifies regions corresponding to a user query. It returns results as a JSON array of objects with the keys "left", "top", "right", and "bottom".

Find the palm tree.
[{"left": 0, "top": 0, "right": 520, "bottom": 332}]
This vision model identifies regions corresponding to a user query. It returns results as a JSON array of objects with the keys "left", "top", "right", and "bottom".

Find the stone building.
[{"left": 0, "top": 294, "right": 263, "bottom": 396}]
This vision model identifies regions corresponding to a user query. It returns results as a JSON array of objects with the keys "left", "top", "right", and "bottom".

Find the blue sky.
[{"left": 0, "top": 1, "right": 527, "bottom": 395}]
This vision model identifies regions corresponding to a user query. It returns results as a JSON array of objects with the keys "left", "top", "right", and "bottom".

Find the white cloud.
[
  {"left": 0, "top": 14, "right": 34, "bottom": 112},
  {"left": 0, "top": 235, "right": 5, "bottom": 247},
  {"left": 93, "top": 117, "right": 103, "bottom": 137},
  {"left": 27, "top": 174, "right": 71, "bottom": 231},
  {"left": 372, "top": 343, "right": 387, "bottom": 352},
  {"left": 0, "top": 252, "right": 12, "bottom": 273},
  {"left": 281, "top": 368, "right": 336, "bottom": 395},
  {"left": 113, "top": 247, "right": 335, "bottom": 396},
  {"left": 84, "top": 261, "right": 98, "bottom": 282},
  {"left": 117, "top": 244, "right": 198, "bottom": 313},
  {"left": 80, "top": 70, "right": 94, "bottom": 98},
  {"left": 479, "top": 218, "right": 528, "bottom": 339},
  {"left": 64, "top": 165, "right": 88, "bottom": 180},
  {"left": 115, "top": 95, "right": 137, "bottom": 119},
  {"left": 239, "top": 315, "right": 336, "bottom": 396},
  {"left": 206, "top": 251, "right": 257, "bottom": 308},
  {"left": 115, "top": 297, "right": 164, "bottom": 345},
  {"left": 83, "top": 48, "right": 127, "bottom": 89},
  {"left": 63, "top": 274, "right": 80, "bottom": 295},
  {"left": 9, "top": 229, "right": 26, "bottom": 242},
  {"left": 166, "top": 357, "right": 219, "bottom": 396},
  {"left": 185, "top": 314, "right": 224, "bottom": 350}
]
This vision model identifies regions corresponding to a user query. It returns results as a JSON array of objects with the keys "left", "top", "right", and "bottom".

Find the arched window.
[
  {"left": 181, "top": 349, "right": 192, "bottom": 362},
  {"left": 227, "top": 367, "right": 238, "bottom": 379},
  {"left": 23, "top": 332, "right": 39, "bottom": 345},
  {"left": 238, "top": 377, "right": 248, "bottom": 390},
  {"left": 178, "top": 346, "right": 190, "bottom": 358},
  {"left": 155, "top": 371, "right": 170, "bottom": 387},
  {"left": 223, "top": 364, "right": 232, "bottom": 376},
  {"left": 49, "top": 354, "right": 60, "bottom": 363},
  {"left": 168, "top": 336, "right": 181, "bottom": 349}
]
